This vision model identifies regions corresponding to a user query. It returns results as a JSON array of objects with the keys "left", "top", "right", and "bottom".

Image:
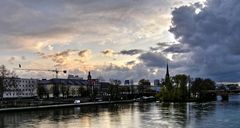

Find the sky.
[{"left": 1, "top": 0, "right": 240, "bottom": 83}]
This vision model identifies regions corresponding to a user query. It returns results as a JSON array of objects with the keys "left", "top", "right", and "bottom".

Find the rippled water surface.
[{"left": 1, "top": 96, "right": 240, "bottom": 128}]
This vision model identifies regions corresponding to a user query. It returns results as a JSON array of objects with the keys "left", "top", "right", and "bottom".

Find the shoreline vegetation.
[{"left": 155, "top": 74, "right": 216, "bottom": 102}]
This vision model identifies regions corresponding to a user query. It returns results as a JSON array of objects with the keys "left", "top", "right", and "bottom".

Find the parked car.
[{"left": 74, "top": 100, "right": 81, "bottom": 104}]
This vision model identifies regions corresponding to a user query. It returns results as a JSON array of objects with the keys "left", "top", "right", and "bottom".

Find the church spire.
[
  {"left": 166, "top": 62, "right": 170, "bottom": 78},
  {"left": 165, "top": 62, "right": 171, "bottom": 89},
  {"left": 87, "top": 71, "right": 92, "bottom": 80}
]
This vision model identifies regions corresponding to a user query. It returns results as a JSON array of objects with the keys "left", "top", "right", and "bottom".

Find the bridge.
[{"left": 206, "top": 89, "right": 240, "bottom": 101}]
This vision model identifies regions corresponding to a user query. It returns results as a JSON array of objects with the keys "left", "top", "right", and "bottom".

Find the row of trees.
[{"left": 156, "top": 74, "right": 216, "bottom": 102}]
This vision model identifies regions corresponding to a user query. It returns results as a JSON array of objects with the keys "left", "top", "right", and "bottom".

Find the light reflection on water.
[{"left": 1, "top": 96, "right": 240, "bottom": 128}]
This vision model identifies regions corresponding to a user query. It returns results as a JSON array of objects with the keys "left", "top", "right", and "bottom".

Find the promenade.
[{"left": 0, "top": 100, "right": 134, "bottom": 112}]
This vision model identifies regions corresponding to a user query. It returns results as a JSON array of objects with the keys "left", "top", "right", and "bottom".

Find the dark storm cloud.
[
  {"left": 138, "top": 52, "right": 168, "bottom": 67},
  {"left": 149, "top": 42, "right": 175, "bottom": 52},
  {"left": 84, "top": 63, "right": 164, "bottom": 82},
  {"left": 163, "top": 44, "right": 190, "bottom": 53},
  {"left": 169, "top": 0, "right": 240, "bottom": 81},
  {"left": 119, "top": 49, "right": 144, "bottom": 56}
]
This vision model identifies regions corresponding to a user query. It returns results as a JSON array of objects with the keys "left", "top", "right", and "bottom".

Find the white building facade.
[{"left": 3, "top": 78, "right": 38, "bottom": 98}]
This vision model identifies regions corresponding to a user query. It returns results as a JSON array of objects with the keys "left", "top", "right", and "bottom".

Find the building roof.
[{"left": 39, "top": 78, "right": 88, "bottom": 86}]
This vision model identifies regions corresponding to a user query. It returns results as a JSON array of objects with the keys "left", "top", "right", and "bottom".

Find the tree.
[
  {"left": 71, "top": 88, "right": 76, "bottom": 97},
  {"left": 37, "top": 85, "right": 48, "bottom": 99},
  {"left": 77, "top": 86, "right": 86, "bottom": 97},
  {"left": 110, "top": 79, "right": 121, "bottom": 85},
  {"left": 172, "top": 74, "right": 188, "bottom": 101},
  {"left": 61, "top": 85, "right": 69, "bottom": 98},
  {"left": 52, "top": 84, "right": 60, "bottom": 98},
  {"left": 156, "top": 74, "right": 216, "bottom": 102},
  {"left": 157, "top": 74, "right": 189, "bottom": 102},
  {"left": 107, "top": 84, "right": 119, "bottom": 100},
  {"left": 138, "top": 79, "right": 151, "bottom": 95},
  {"left": 0, "top": 65, "right": 17, "bottom": 100},
  {"left": 191, "top": 78, "right": 216, "bottom": 101}
]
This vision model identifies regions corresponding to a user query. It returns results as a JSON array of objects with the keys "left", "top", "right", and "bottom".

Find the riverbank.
[{"left": 0, "top": 100, "right": 134, "bottom": 112}]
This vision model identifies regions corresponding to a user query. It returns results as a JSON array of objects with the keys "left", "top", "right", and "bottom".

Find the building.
[
  {"left": 38, "top": 72, "right": 100, "bottom": 98},
  {"left": 68, "top": 75, "right": 83, "bottom": 80},
  {"left": 38, "top": 78, "right": 88, "bottom": 98},
  {"left": 154, "top": 79, "right": 160, "bottom": 86},
  {"left": 3, "top": 78, "right": 38, "bottom": 98},
  {"left": 124, "top": 80, "right": 130, "bottom": 85}
]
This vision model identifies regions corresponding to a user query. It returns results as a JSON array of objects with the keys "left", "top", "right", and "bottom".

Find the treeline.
[{"left": 156, "top": 74, "right": 216, "bottom": 102}]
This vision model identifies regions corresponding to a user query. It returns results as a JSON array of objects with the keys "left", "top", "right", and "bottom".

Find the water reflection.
[{"left": 1, "top": 97, "right": 240, "bottom": 128}]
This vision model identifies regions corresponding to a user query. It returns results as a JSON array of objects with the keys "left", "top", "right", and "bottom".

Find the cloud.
[
  {"left": 80, "top": 63, "right": 165, "bottom": 83},
  {"left": 8, "top": 57, "right": 15, "bottom": 64},
  {"left": 101, "top": 49, "right": 116, "bottom": 57},
  {"left": 0, "top": 0, "right": 175, "bottom": 52},
  {"left": 126, "top": 60, "right": 136, "bottom": 66},
  {"left": 21, "top": 56, "right": 26, "bottom": 60},
  {"left": 138, "top": 52, "right": 169, "bottom": 67},
  {"left": 36, "top": 49, "right": 91, "bottom": 67},
  {"left": 119, "top": 49, "right": 144, "bottom": 56},
  {"left": 149, "top": 42, "right": 176, "bottom": 52},
  {"left": 78, "top": 49, "right": 91, "bottom": 58},
  {"left": 169, "top": 0, "right": 240, "bottom": 81},
  {"left": 163, "top": 44, "right": 190, "bottom": 53}
]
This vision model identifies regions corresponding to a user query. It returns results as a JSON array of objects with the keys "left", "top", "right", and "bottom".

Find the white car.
[{"left": 74, "top": 100, "right": 81, "bottom": 104}]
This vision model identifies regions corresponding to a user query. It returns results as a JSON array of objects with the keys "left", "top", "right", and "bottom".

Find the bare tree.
[{"left": 0, "top": 65, "right": 17, "bottom": 100}]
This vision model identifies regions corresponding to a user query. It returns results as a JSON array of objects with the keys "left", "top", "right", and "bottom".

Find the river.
[{"left": 1, "top": 96, "right": 240, "bottom": 128}]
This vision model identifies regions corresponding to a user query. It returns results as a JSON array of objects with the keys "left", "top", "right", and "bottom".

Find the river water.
[{"left": 1, "top": 96, "right": 240, "bottom": 128}]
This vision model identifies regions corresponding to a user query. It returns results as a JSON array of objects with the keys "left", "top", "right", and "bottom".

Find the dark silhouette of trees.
[
  {"left": 37, "top": 85, "right": 48, "bottom": 99},
  {"left": 157, "top": 74, "right": 216, "bottom": 102},
  {"left": 77, "top": 86, "right": 87, "bottom": 97},
  {"left": 172, "top": 74, "right": 188, "bottom": 101},
  {"left": 71, "top": 88, "right": 76, "bottom": 97},
  {"left": 52, "top": 85, "right": 60, "bottom": 98},
  {"left": 61, "top": 85, "right": 69, "bottom": 98},
  {"left": 138, "top": 79, "right": 151, "bottom": 95},
  {"left": 191, "top": 78, "right": 216, "bottom": 101},
  {"left": 106, "top": 79, "right": 121, "bottom": 100}
]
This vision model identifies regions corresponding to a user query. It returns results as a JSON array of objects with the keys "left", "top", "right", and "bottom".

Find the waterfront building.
[
  {"left": 38, "top": 72, "right": 100, "bottom": 98},
  {"left": 38, "top": 78, "right": 88, "bottom": 98},
  {"left": 3, "top": 78, "right": 38, "bottom": 98}
]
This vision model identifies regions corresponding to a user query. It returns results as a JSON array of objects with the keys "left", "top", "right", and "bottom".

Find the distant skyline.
[{"left": 1, "top": 0, "right": 240, "bottom": 82}]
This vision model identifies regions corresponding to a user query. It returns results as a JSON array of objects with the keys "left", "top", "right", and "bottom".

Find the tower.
[
  {"left": 87, "top": 71, "right": 92, "bottom": 80},
  {"left": 165, "top": 63, "right": 170, "bottom": 79},
  {"left": 165, "top": 62, "right": 172, "bottom": 90}
]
